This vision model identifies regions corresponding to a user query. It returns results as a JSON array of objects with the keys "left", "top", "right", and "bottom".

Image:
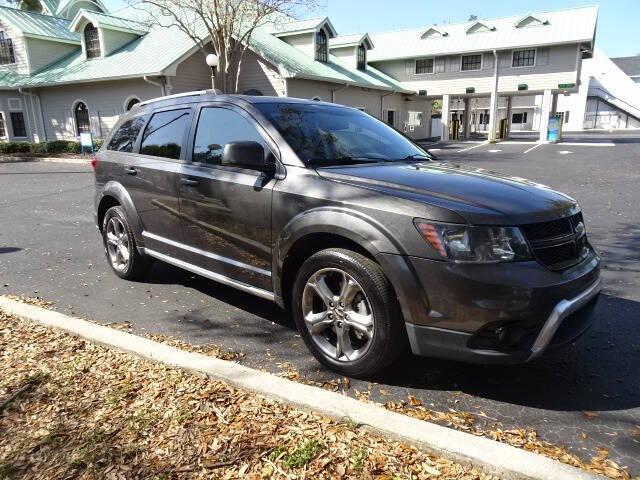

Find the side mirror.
[{"left": 221, "top": 141, "right": 270, "bottom": 171}]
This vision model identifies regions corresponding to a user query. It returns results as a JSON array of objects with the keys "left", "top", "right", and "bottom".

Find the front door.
[
  {"left": 387, "top": 109, "right": 396, "bottom": 127},
  {"left": 178, "top": 105, "right": 276, "bottom": 292}
]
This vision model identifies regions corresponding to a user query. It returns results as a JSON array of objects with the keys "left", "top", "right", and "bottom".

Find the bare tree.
[
  {"left": 467, "top": 14, "right": 478, "bottom": 21},
  {"left": 135, "top": 0, "right": 322, "bottom": 93}
]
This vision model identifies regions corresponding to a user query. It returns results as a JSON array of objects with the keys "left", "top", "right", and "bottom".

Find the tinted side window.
[
  {"left": 193, "top": 108, "right": 265, "bottom": 165},
  {"left": 107, "top": 116, "right": 146, "bottom": 152},
  {"left": 140, "top": 108, "right": 191, "bottom": 160}
]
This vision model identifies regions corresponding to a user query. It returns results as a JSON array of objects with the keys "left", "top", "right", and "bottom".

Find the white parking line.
[
  {"left": 457, "top": 142, "right": 488, "bottom": 153},
  {"left": 560, "top": 142, "right": 615, "bottom": 147},
  {"left": 428, "top": 148, "right": 441, "bottom": 152},
  {"left": 524, "top": 143, "right": 543, "bottom": 154}
]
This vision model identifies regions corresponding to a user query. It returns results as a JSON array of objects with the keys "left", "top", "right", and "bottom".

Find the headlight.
[{"left": 414, "top": 220, "right": 531, "bottom": 263}]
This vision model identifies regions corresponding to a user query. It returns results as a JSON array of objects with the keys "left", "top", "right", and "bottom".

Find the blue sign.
[{"left": 547, "top": 116, "right": 560, "bottom": 143}]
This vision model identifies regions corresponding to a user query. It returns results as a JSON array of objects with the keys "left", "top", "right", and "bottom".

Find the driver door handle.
[
  {"left": 181, "top": 177, "right": 199, "bottom": 187},
  {"left": 124, "top": 167, "right": 138, "bottom": 175}
]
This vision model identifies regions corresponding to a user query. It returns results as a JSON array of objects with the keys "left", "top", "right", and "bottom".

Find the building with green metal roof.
[
  {"left": 0, "top": 0, "right": 601, "bottom": 143},
  {"left": 0, "top": 0, "right": 424, "bottom": 143}
]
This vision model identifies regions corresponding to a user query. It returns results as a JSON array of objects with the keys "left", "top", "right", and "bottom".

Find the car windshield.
[{"left": 255, "top": 102, "right": 432, "bottom": 167}]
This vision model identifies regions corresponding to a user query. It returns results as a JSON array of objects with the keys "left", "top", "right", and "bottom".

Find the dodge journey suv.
[{"left": 94, "top": 91, "right": 601, "bottom": 376}]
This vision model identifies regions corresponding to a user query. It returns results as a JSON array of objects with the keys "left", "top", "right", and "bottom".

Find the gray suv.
[{"left": 94, "top": 91, "right": 601, "bottom": 377}]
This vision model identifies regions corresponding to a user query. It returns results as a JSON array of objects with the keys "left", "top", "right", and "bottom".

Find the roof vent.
[{"left": 515, "top": 15, "right": 550, "bottom": 28}]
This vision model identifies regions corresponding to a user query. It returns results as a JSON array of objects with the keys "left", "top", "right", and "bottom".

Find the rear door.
[
  {"left": 177, "top": 103, "right": 278, "bottom": 292},
  {"left": 122, "top": 105, "right": 194, "bottom": 256}
]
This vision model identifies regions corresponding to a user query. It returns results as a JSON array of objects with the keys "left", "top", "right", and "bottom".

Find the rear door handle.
[
  {"left": 124, "top": 167, "right": 137, "bottom": 175},
  {"left": 181, "top": 177, "right": 199, "bottom": 187}
]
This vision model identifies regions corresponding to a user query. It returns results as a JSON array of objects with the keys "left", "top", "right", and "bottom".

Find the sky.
[{"left": 103, "top": 0, "right": 640, "bottom": 58}]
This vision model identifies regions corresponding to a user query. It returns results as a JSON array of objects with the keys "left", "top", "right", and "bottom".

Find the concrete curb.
[
  {"left": 0, "top": 156, "right": 90, "bottom": 165},
  {"left": 0, "top": 296, "right": 602, "bottom": 480}
]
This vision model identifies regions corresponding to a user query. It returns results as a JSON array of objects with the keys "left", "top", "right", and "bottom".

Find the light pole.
[{"left": 206, "top": 53, "right": 219, "bottom": 91}]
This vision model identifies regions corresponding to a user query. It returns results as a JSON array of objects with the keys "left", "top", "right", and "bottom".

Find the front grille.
[
  {"left": 521, "top": 212, "right": 588, "bottom": 270},
  {"left": 521, "top": 217, "right": 572, "bottom": 241}
]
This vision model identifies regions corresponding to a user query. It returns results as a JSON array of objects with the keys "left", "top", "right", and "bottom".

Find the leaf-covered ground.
[{"left": 0, "top": 310, "right": 493, "bottom": 480}]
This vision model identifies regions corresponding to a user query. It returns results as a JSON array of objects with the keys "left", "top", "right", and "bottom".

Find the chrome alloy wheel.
[
  {"left": 301, "top": 268, "right": 374, "bottom": 362},
  {"left": 105, "top": 217, "right": 130, "bottom": 272}
]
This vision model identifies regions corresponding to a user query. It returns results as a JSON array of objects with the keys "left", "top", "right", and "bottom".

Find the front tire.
[
  {"left": 292, "top": 248, "right": 407, "bottom": 377},
  {"left": 102, "top": 206, "right": 149, "bottom": 280}
]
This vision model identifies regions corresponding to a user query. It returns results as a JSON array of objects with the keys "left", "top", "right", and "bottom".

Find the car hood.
[{"left": 316, "top": 161, "right": 579, "bottom": 225}]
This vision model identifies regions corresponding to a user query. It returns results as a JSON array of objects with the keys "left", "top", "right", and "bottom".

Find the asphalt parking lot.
[{"left": 1, "top": 136, "right": 639, "bottom": 474}]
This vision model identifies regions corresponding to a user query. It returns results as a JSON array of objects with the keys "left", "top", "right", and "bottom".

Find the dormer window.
[
  {"left": 0, "top": 31, "right": 16, "bottom": 65},
  {"left": 357, "top": 44, "right": 366, "bottom": 70},
  {"left": 84, "top": 23, "right": 101, "bottom": 59},
  {"left": 315, "top": 29, "right": 328, "bottom": 63}
]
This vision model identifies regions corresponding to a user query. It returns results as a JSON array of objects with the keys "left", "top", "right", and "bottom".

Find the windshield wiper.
[
  {"left": 309, "top": 156, "right": 392, "bottom": 166},
  {"left": 401, "top": 154, "right": 432, "bottom": 161}
]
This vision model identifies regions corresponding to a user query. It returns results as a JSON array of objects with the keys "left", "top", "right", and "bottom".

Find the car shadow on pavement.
[
  {"left": 0, "top": 247, "right": 22, "bottom": 254},
  {"left": 136, "top": 238, "right": 640, "bottom": 414}
]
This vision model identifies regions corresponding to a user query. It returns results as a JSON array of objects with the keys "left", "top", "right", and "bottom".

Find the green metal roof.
[
  {"left": 69, "top": 9, "right": 149, "bottom": 35},
  {"left": 0, "top": 5, "right": 410, "bottom": 93},
  {"left": 250, "top": 26, "right": 410, "bottom": 92},
  {"left": 0, "top": 6, "right": 79, "bottom": 43},
  {"left": 0, "top": 69, "right": 30, "bottom": 89}
]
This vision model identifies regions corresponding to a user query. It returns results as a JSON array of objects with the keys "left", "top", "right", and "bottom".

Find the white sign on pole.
[{"left": 80, "top": 132, "right": 93, "bottom": 147}]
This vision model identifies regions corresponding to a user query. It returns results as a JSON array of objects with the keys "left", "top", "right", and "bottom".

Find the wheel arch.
[
  {"left": 97, "top": 181, "right": 145, "bottom": 247},
  {"left": 274, "top": 208, "right": 406, "bottom": 309}
]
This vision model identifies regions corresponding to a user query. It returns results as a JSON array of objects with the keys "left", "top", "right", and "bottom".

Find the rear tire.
[
  {"left": 102, "top": 206, "right": 149, "bottom": 280},
  {"left": 292, "top": 248, "right": 407, "bottom": 377}
]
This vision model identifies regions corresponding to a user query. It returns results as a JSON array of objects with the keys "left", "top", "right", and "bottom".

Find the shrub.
[
  {"left": 0, "top": 139, "right": 103, "bottom": 156},
  {"left": 0, "top": 142, "right": 31, "bottom": 154}
]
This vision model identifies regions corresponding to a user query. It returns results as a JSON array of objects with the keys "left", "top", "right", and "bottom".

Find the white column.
[
  {"left": 462, "top": 98, "right": 471, "bottom": 139},
  {"left": 505, "top": 96, "right": 513, "bottom": 138},
  {"left": 539, "top": 89, "right": 552, "bottom": 142},
  {"left": 487, "top": 91, "right": 499, "bottom": 142},
  {"left": 441, "top": 94, "right": 450, "bottom": 142}
]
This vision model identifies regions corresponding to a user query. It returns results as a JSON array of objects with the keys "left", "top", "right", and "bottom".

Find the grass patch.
[{"left": 283, "top": 439, "right": 323, "bottom": 469}]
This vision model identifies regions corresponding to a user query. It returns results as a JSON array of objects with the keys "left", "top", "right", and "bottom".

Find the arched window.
[
  {"left": 125, "top": 97, "right": 140, "bottom": 111},
  {"left": 74, "top": 102, "right": 90, "bottom": 135},
  {"left": 357, "top": 44, "right": 367, "bottom": 70},
  {"left": 84, "top": 23, "right": 101, "bottom": 59},
  {"left": 315, "top": 29, "right": 328, "bottom": 63}
]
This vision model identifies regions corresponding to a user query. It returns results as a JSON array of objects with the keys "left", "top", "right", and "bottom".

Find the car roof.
[{"left": 135, "top": 90, "right": 345, "bottom": 111}]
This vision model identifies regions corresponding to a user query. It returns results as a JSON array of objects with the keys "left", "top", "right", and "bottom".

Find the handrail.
[{"left": 588, "top": 86, "right": 640, "bottom": 114}]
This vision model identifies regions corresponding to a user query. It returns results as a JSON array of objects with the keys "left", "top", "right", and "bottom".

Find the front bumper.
[
  {"left": 377, "top": 248, "right": 601, "bottom": 364},
  {"left": 405, "top": 278, "right": 600, "bottom": 364}
]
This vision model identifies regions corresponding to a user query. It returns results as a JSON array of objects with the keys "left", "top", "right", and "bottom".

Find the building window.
[
  {"left": 415, "top": 58, "right": 434, "bottom": 74},
  {"left": 125, "top": 97, "right": 140, "bottom": 111},
  {"left": 84, "top": 23, "right": 101, "bottom": 59},
  {"left": 357, "top": 45, "right": 367, "bottom": 70},
  {"left": 512, "top": 49, "right": 536, "bottom": 67},
  {"left": 0, "top": 31, "right": 15, "bottom": 65},
  {"left": 512, "top": 112, "right": 528, "bottom": 124},
  {"left": 10, "top": 112, "right": 26, "bottom": 137},
  {"left": 461, "top": 54, "right": 482, "bottom": 71},
  {"left": 74, "top": 102, "right": 90, "bottom": 135},
  {"left": 315, "top": 29, "right": 328, "bottom": 63},
  {"left": 0, "top": 113, "right": 6, "bottom": 138}
]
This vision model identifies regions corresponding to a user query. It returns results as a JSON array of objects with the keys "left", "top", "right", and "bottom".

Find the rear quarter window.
[{"left": 107, "top": 116, "right": 147, "bottom": 153}]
